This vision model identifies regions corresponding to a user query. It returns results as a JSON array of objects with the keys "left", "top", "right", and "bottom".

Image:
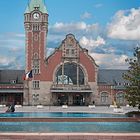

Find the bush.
[{"left": 126, "top": 111, "right": 140, "bottom": 117}]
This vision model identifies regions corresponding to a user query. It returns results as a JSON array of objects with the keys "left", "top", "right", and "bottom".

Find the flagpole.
[
  {"left": 32, "top": 69, "right": 35, "bottom": 106},
  {"left": 25, "top": 70, "right": 33, "bottom": 106},
  {"left": 31, "top": 69, "right": 34, "bottom": 105},
  {"left": 28, "top": 79, "right": 30, "bottom": 105}
]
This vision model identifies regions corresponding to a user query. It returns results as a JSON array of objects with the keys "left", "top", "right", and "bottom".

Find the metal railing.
[{"left": 51, "top": 84, "right": 91, "bottom": 91}]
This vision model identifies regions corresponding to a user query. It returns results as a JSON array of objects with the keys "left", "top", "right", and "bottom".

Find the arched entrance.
[
  {"left": 73, "top": 94, "right": 85, "bottom": 105},
  {"left": 51, "top": 62, "right": 92, "bottom": 106},
  {"left": 57, "top": 94, "right": 68, "bottom": 105},
  {"left": 52, "top": 92, "right": 88, "bottom": 106}
]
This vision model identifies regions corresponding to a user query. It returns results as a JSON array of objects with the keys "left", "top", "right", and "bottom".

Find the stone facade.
[{"left": 22, "top": 0, "right": 128, "bottom": 106}]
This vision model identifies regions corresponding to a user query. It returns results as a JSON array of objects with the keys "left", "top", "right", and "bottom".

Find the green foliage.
[{"left": 123, "top": 47, "right": 140, "bottom": 109}]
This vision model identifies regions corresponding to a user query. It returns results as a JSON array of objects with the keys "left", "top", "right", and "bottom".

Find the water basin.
[
  {"left": 0, "top": 122, "right": 140, "bottom": 133},
  {"left": 0, "top": 112, "right": 128, "bottom": 118}
]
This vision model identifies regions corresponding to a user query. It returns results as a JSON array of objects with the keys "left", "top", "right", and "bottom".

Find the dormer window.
[
  {"left": 124, "top": 83, "right": 129, "bottom": 86},
  {"left": 66, "top": 49, "right": 69, "bottom": 55},
  {"left": 10, "top": 80, "right": 16, "bottom": 84},
  {"left": 34, "top": 5, "right": 40, "bottom": 10},
  {"left": 71, "top": 49, "right": 75, "bottom": 55},
  {"left": 118, "top": 83, "right": 121, "bottom": 86}
]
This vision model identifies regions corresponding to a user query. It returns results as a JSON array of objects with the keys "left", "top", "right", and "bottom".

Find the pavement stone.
[{"left": 0, "top": 106, "right": 138, "bottom": 114}]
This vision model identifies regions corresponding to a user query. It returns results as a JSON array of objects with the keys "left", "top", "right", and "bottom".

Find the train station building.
[{"left": 0, "top": 0, "right": 128, "bottom": 106}]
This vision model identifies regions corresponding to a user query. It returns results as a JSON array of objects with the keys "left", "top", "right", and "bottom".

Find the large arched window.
[
  {"left": 56, "top": 63, "right": 85, "bottom": 85},
  {"left": 116, "top": 92, "right": 124, "bottom": 104},
  {"left": 100, "top": 92, "right": 109, "bottom": 104}
]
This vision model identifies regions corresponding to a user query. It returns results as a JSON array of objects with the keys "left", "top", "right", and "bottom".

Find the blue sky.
[{"left": 0, "top": 0, "right": 140, "bottom": 69}]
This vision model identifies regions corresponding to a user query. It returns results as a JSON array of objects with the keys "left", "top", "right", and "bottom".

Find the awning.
[
  {"left": 51, "top": 89, "right": 92, "bottom": 93},
  {"left": 0, "top": 89, "right": 23, "bottom": 93}
]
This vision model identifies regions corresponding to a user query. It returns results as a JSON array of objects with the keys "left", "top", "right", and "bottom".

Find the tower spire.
[{"left": 25, "top": 0, "right": 48, "bottom": 14}]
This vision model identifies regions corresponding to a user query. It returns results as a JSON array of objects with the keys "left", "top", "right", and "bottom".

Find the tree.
[{"left": 123, "top": 47, "right": 140, "bottom": 110}]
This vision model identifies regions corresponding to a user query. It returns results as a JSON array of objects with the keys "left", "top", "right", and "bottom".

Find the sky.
[{"left": 0, "top": 0, "right": 140, "bottom": 70}]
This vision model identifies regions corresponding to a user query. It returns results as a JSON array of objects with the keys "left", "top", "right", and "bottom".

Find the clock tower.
[
  {"left": 24, "top": 0, "right": 48, "bottom": 73},
  {"left": 24, "top": 0, "right": 48, "bottom": 105}
]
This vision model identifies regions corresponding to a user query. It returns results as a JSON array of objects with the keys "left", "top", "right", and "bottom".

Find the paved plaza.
[{"left": 0, "top": 105, "right": 138, "bottom": 114}]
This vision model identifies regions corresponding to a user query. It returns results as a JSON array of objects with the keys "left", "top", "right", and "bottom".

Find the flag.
[{"left": 24, "top": 70, "right": 33, "bottom": 80}]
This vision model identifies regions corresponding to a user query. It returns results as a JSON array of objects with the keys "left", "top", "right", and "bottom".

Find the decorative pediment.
[
  {"left": 66, "top": 34, "right": 75, "bottom": 46},
  {"left": 60, "top": 34, "right": 80, "bottom": 59}
]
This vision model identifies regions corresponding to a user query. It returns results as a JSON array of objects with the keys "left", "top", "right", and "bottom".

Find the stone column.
[
  {"left": 77, "top": 63, "right": 79, "bottom": 86},
  {"left": 62, "top": 62, "right": 64, "bottom": 85},
  {"left": 68, "top": 94, "right": 73, "bottom": 105}
]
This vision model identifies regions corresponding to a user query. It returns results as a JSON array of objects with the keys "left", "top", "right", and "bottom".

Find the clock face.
[{"left": 33, "top": 13, "right": 40, "bottom": 19}]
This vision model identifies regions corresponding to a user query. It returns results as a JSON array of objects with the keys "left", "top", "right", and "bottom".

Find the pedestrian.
[{"left": 6, "top": 103, "right": 15, "bottom": 113}]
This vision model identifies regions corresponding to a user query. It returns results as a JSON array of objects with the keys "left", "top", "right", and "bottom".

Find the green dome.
[{"left": 25, "top": 0, "right": 48, "bottom": 14}]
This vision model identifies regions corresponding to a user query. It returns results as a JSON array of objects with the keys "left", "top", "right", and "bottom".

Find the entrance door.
[
  {"left": 57, "top": 94, "right": 68, "bottom": 105},
  {"left": 15, "top": 94, "right": 23, "bottom": 105},
  {"left": 73, "top": 94, "right": 84, "bottom": 106}
]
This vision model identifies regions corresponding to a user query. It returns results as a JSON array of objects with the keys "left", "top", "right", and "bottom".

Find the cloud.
[
  {"left": 108, "top": 7, "right": 140, "bottom": 40},
  {"left": 0, "top": 56, "right": 13, "bottom": 66},
  {"left": 81, "top": 12, "right": 92, "bottom": 19},
  {"left": 51, "top": 22, "right": 86, "bottom": 32},
  {"left": 0, "top": 33, "right": 25, "bottom": 49},
  {"left": 48, "top": 22, "right": 101, "bottom": 44},
  {"left": 0, "top": 32, "right": 25, "bottom": 69},
  {"left": 94, "top": 3, "right": 103, "bottom": 8},
  {"left": 91, "top": 53, "right": 129, "bottom": 69},
  {"left": 79, "top": 36, "right": 106, "bottom": 49},
  {"left": 47, "top": 47, "right": 55, "bottom": 56},
  {"left": 0, "top": 55, "right": 24, "bottom": 70},
  {"left": 9, "top": 47, "right": 23, "bottom": 53},
  {"left": 49, "top": 22, "right": 99, "bottom": 33},
  {"left": 0, "top": 33, "right": 25, "bottom": 39},
  {"left": 47, "top": 33, "right": 66, "bottom": 43},
  {"left": 14, "top": 34, "right": 25, "bottom": 38},
  {"left": 0, "top": 56, "right": 15, "bottom": 69}
]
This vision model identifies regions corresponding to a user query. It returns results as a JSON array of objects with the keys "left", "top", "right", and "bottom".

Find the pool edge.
[
  {"left": 0, "top": 117, "right": 139, "bottom": 122},
  {"left": 0, "top": 133, "right": 140, "bottom": 140}
]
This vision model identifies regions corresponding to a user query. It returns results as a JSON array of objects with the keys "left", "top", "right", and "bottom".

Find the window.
[
  {"left": 71, "top": 49, "right": 75, "bottom": 55},
  {"left": 10, "top": 80, "right": 16, "bottom": 84},
  {"left": 65, "top": 45, "right": 76, "bottom": 57},
  {"left": 101, "top": 92, "right": 109, "bottom": 104},
  {"left": 66, "top": 49, "right": 69, "bottom": 55},
  {"left": 57, "top": 75, "right": 73, "bottom": 85},
  {"left": 0, "top": 94, "right": 7, "bottom": 104},
  {"left": 56, "top": 63, "right": 85, "bottom": 85},
  {"left": 32, "top": 53, "right": 40, "bottom": 74},
  {"left": 34, "top": 34, "right": 38, "bottom": 41},
  {"left": 32, "top": 81, "right": 40, "bottom": 89},
  {"left": 33, "top": 59, "right": 40, "bottom": 74},
  {"left": 118, "top": 83, "right": 121, "bottom": 86},
  {"left": 33, "top": 24, "right": 40, "bottom": 31},
  {"left": 116, "top": 92, "right": 124, "bottom": 104},
  {"left": 124, "top": 83, "right": 129, "bottom": 86}
]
